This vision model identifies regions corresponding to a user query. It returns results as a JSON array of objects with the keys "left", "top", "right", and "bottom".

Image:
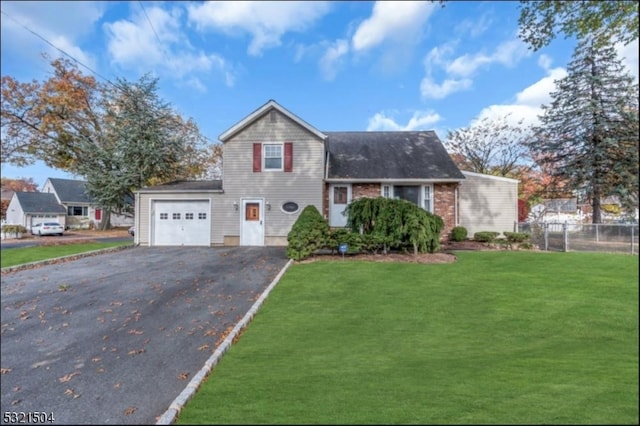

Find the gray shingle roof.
[
  {"left": 138, "top": 180, "right": 224, "bottom": 192},
  {"left": 325, "top": 131, "right": 465, "bottom": 180},
  {"left": 48, "top": 178, "right": 93, "bottom": 203},
  {"left": 15, "top": 192, "right": 67, "bottom": 214}
]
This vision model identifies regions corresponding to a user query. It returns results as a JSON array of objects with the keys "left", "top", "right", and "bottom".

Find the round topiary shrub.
[{"left": 451, "top": 226, "right": 468, "bottom": 242}]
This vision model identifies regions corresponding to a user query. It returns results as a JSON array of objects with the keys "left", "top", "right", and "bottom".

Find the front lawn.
[
  {"left": 1, "top": 241, "right": 131, "bottom": 268},
  {"left": 177, "top": 251, "right": 638, "bottom": 425}
]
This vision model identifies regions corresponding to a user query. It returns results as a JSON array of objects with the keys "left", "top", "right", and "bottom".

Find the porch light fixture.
[
  {"left": 233, "top": 201, "right": 238, "bottom": 211},
  {"left": 266, "top": 201, "right": 271, "bottom": 211}
]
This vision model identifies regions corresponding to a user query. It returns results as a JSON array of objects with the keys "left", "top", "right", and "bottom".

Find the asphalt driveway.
[{"left": 1, "top": 246, "right": 290, "bottom": 424}]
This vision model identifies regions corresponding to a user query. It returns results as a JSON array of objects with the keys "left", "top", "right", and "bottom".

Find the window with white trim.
[
  {"left": 67, "top": 206, "right": 88, "bottom": 216},
  {"left": 381, "top": 184, "right": 434, "bottom": 212},
  {"left": 423, "top": 185, "right": 433, "bottom": 213},
  {"left": 264, "top": 144, "right": 283, "bottom": 170}
]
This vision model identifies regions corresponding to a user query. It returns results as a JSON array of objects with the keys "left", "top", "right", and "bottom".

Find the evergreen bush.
[
  {"left": 451, "top": 226, "right": 468, "bottom": 242},
  {"left": 345, "top": 197, "right": 444, "bottom": 254},
  {"left": 473, "top": 231, "right": 500, "bottom": 243},
  {"left": 286, "top": 205, "right": 329, "bottom": 260}
]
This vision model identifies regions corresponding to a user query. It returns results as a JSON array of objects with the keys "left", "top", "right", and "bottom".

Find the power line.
[
  {"left": 0, "top": 9, "right": 118, "bottom": 89},
  {"left": 137, "top": 1, "right": 173, "bottom": 67}
]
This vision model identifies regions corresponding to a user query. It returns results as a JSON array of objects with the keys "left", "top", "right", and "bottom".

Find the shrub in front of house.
[
  {"left": 451, "top": 226, "right": 468, "bottom": 242},
  {"left": 345, "top": 197, "right": 444, "bottom": 254},
  {"left": 503, "top": 231, "right": 532, "bottom": 250},
  {"left": 503, "top": 232, "right": 530, "bottom": 243},
  {"left": 286, "top": 205, "right": 329, "bottom": 260},
  {"left": 473, "top": 231, "right": 500, "bottom": 244},
  {"left": 1, "top": 224, "right": 28, "bottom": 239},
  {"left": 325, "top": 228, "right": 363, "bottom": 254}
]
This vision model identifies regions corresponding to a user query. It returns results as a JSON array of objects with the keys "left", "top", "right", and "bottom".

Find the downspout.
[
  {"left": 454, "top": 186, "right": 459, "bottom": 226},
  {"left": 134, "top": 191, "right": 140, "bottom": 245}
]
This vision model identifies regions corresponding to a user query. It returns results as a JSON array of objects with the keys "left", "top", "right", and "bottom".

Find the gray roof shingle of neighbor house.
[
  {"left": 15, "top": 192, "right": 67, "bottom": 214},
  {"left": 139, "top": 180, "right": 224, "bottom": 191},
  {"left": 325, "top": 131, "right": 466, "bottom": 180},
  {"left": 48, "top": 178, "right": 93, "bottom": 203}
]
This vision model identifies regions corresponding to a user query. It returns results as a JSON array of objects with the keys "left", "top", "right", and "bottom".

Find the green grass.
[
  {"left": 1, "top": 241, "right": 131, "bottom": 268},
  {"left": 177, "top": 251, "right": 639, "bottom": 425}
]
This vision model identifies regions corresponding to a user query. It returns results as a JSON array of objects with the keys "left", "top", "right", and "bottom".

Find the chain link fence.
[{"left": 518, "top": 222, "right": 639, "bottom": 255}]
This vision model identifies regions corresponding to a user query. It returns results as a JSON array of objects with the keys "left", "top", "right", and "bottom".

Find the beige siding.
[
  {"left": 458, "top": 171, "right": 518, "bottom": 236},
  {"left": 222, "top": 110, "right": 325, "bottom": 242}
]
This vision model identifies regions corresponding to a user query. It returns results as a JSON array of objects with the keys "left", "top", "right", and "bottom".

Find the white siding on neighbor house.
[
  {"left": 458, "top": 171, "right": 518, "bottom": 236},
  {"left": 4, "top": 195, "right": 66, "bottom": 229},
  {"left": 136, "top": 192, "right": 220, "bottom": 246},
  {"left": 222, "top": 110, "right": 325, "bottom": 243},
  {"left": 5, "top": 195, "right": 25, "bottom": 226}
]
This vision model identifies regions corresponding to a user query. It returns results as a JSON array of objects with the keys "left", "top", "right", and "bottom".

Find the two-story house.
[{"left": 133, "top": 100, "right": 518, "bottom": 247}]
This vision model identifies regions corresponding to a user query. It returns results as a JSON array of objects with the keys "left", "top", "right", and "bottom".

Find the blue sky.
[{"left": 1, "top": 1, "right": 638, "bottom": 188}]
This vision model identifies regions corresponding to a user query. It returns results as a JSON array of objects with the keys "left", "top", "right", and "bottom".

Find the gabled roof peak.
[{"left": 218, "top": 99, "right": 326, "bottom": 142}]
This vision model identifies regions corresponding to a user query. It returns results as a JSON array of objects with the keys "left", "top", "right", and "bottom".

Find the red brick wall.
[
  {"left": 352, "top": 183, "right": 381, "bottom": 199},
  {"left": 434, "top": 183, "right": 458, "bottom": 239},
  {"left": 325, "top": 182, "right": 460, "bottom": 240}
]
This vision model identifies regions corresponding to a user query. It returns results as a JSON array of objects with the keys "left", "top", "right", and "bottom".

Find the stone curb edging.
[
  {"left": 156, "top": 258, "right": 295, "bottom": 425},
  {"left": 0, "top": 244, "right": 136, "bottom": 274}
]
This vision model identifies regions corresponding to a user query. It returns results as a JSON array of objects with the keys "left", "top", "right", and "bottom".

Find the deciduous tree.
[
  {"left": 1, "top": 57, "right": 213, "bottom": 229},
  {"left": 445, "top": 114, "right": 532, "bottom": 177},
  {"left": 518, "top": 1, "right": 639, "bottom": 51}
]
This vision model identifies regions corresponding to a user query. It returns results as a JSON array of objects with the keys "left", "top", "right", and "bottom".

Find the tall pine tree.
[{"left": 530, "top": 37, "right": 639, "bottom": 223}]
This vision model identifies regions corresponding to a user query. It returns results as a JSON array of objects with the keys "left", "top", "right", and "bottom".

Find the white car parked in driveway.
[{"left": 31, "top": 222, "right": 65, "bottom": 236}]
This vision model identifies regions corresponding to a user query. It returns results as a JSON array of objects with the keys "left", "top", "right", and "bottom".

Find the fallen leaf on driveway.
[
  {"left": 59, "top": 372, "right": 79, "bottom": 383},
  {"left": 124, "top": 406, "right": 136, "bottom": 415}
]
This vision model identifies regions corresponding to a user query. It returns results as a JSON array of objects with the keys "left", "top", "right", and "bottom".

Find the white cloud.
[
  {"left": 420, "top": 37, "right": 531, "bottom": 101},
  {"left": 351, "top": 1, "right": 436, "bottom": 52},
  {"left": 420, "top": 77, "right": 472, "bottom": 100},
  {"left": 446, "top": 39, "right": 531, "bottom": 77},
  {"left": 186, "top": 1, "right": 331, "bottom": 56},
  {"left": 319, "top": 39, "right": 349, "bottom": 81},
  {"left": 515, "top": 67, "right": 567, "bottom": 108},
  {"left": 367, "top": 109, "right": 442, "bottom": 131},
  {"left": 537, "top": 54, "right": 553, "bottom": 71},
  {"left": 472, "top": 63, "right": 568, "bottom": 129},
  {"left": 454, "top": 14, "right": 492, "bottom": 38},
  {"left": 104, "top": 5, "right": 236, "bottom": 88},
  {"left": 0, "top": 1, "right": 105, "bottom": 73},
  {"left": 616, "top": 39, "right": 639, "bottom": 82}
]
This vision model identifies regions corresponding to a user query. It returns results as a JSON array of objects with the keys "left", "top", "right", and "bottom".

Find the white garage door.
[
  {"left": 152, "top": 200, "right": 210, "bottom": 246},
  {"left": 30, "top": 215, "right": 61, "bottom": 229}
]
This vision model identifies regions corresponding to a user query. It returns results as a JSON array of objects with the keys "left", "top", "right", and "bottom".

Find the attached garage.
[
  {"left": 134, "top": 181, "right": 223, "bottom": 247},
  {"left": 152, "top": 200, "right": 211, "bottom": 246}
]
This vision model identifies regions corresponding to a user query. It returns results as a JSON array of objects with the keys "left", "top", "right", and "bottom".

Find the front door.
[
  {"left": 329, "top": 184, "right": 351, "bottom": 227},
  {"left": 241, "top": 199, "right": 264, "bottom": 246}
]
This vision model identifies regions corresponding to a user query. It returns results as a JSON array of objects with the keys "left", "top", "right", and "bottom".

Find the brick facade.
[
  {"left": 433, "top": 183, "right": 458, "bottom": 239},
  {"left": 324, "top": 182, "right": 460, "bottom": 240},
  {"left": 352, "top": 183, "right": 381, "bottom": 199}
]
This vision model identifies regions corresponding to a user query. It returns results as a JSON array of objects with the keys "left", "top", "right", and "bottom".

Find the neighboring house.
[
  {"left": 42, "top": 178, "right": 97, "bottom": 229},
  {"left": 528, "top": 198, "right": 585, "bottom": 224},
  {"left": 6, "top": 178, "right": 133, "bottom": 230},
  {"left": 1, "top": 189, "right": 15, "bottom": 221},
  {"left": 134, "top": 99, "right": 519, "bottom": 247},
  {"left": 5, "top": 192, "right": 67, "bottom": 229}
]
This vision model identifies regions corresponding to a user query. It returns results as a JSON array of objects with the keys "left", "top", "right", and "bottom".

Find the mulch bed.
[{"left": 299, "top": 240, "right": 496, "bottom": 264}]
